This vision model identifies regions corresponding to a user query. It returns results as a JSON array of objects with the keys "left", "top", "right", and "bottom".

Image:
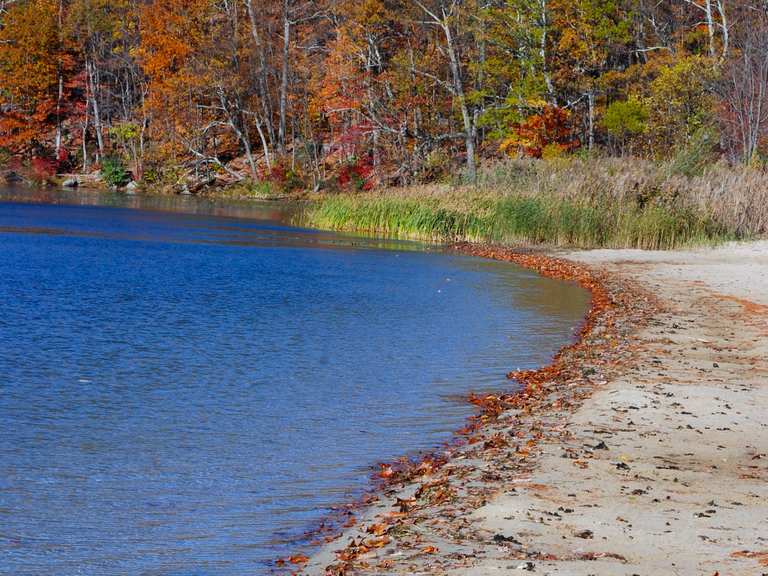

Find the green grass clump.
[
  {"left": 302, "top": 190, "right": 730, "bottom": 250},
  {"left": 305, "top": 196, "right": 485, "bottom": 242}
]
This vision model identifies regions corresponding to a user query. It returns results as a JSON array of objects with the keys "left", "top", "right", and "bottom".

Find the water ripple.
[{"left": 0, "top": 189, "right": 589, "bottom": 575}]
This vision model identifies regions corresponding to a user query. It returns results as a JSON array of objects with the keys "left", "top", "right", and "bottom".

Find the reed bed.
[{"left": 303, "top": 158, "right": 767, "bottom": 249}]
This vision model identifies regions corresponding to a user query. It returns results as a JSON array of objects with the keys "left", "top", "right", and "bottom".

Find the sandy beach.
[{"left": 300, "top": 240, "right": 768, "bottom": 576}]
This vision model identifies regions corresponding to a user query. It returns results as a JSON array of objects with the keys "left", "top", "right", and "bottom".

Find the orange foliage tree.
[
  {"left": 500, "top": 106, "right": 580, "bottom": 158},
  {"left": 2, "top": 0, "right": 768, "bottom": 180},
  {"left": 0, "top": 0, "right": 80, "bottom": 157}
]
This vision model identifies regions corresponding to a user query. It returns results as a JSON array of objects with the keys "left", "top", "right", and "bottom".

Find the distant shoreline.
[{"left": 6, "top": 155, "right": 768, "bottom": 251}]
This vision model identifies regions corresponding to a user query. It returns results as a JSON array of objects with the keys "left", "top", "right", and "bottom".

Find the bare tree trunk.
[
  {"left": 411, "top": 0, "right": 476, "bottom": 180},
  {"left": 588, "top": 91, "right": 595, "bottom": 150},
  {"left": 443, "top": 21, "right": 476, "bottom": 181},
  {"left": 411, "top": 0, "right": 476, "bottom": 181},
  {"left": 717, "top": 0, "right": 729, "bottom": 60},
  {"left": 54, "top": 0, "right": 64, "bottom": 159},
  {"left": 86, "top": 59, "right": 105, "bottom": 160},
  {"left": 540, "top": 0, "right": 554, "bottom": 102},
  {"left": 685, "top": 0, "right": 721, "bottom": 59},
  {"left": 81, "top": 96, "right": 89, "bottom": 171},
  {"left": 254, "top": 114, "right": 271, "bottom": 169},
  {"left": 214, "top": 88, "right": 259, "bottom": 179},
  {"left": 137, "top": 82, "right": 149, "bottom": 180},
  {"left": 241, "top": 125, "right": 259, "bottom": 179},
  {"left": 55, "top": 72, "right": 63, "bottom": 158},
  {"left": 245, "top": 0, "right": 276, "bottom": 150},
  {"left": 704, "top": 0, "right": 716, "bottom": 57},
  {"left": 475, "top": 3, "right": 489, "bottom": 144},
  {"left": 279, "top": 0, "right": 290, "bottom": 154}
]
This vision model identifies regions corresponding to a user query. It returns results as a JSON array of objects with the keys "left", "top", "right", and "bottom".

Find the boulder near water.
[{"left": 2, "top": 171, "right": 25, "bottom": 183}]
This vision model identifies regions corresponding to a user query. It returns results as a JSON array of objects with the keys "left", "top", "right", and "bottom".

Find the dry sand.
[{"left": 302, "top": 241, "right": 768, "bottom": 576}]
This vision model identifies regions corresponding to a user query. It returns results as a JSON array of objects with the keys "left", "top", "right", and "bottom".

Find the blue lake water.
[{"left": 0, "top": 187, "right": 589, "bottom": 575}]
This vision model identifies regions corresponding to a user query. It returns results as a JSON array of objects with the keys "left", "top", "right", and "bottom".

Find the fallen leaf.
[
  {"left": 366, "top": 523, "right": 389, "bottom": 536},
  {"left": 731, "top": 550, "right": 768, "bottom": 566},
  {"left": 364, "top": 536, "right": 391, "bottom": 548},
  {"left": 378, "top": 464, "right": 394, "bottom": 479}
]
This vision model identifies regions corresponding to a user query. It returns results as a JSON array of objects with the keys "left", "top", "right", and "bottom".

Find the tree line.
[{"left": 1, "top": 0, "right": 767, "bottom": 189}]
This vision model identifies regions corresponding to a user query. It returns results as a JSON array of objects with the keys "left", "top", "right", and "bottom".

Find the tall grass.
[{"left": 302, "top": 157, "right": 761, "bottom": 249}]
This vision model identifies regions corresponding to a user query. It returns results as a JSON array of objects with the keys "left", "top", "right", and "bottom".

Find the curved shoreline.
[
  {"left": 294, "top": 240, "right": 768, "bottom": 576},
  {"left": 4, "top": 190, "right": 764, "bottom": 573},
  {"left": 283, "top": 243, "right": 656, "bottom": 574}
]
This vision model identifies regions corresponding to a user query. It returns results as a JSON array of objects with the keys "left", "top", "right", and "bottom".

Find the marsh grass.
[{"left": 302, "top": 158, "right": 766, "bottom": 249}]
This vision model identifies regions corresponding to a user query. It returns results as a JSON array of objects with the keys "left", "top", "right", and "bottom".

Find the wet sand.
[{"left": 300, "top": 241, "right": 768, "bottom": 576}]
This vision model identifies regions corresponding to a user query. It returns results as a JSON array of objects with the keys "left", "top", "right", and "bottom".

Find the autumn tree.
[
  {"left": 407, "top": 0, "right": 480, "bottom": 180},
  {"left": 67, "top": 0, "right": 144, "bottom": 170},
  {"left": 602, "top": 96, "right": 648, "bottom": 155},
  {"left": 717, "top": 10, "right": 768, "bottom": 163},
  {"left": 2, "top": 0, "right": 768, "bottom": 183},
  {"left": 478, "top": 0, "right": 555, "bottom": 155},
  {"left": 137, "top": 0, "right": 263, "bottom": 179},
  {"left": 0, "top": 0, "right": 80, "bottom": 159}
]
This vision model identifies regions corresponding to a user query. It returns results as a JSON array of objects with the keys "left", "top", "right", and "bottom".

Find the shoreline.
[
  {"left": 275, "top": 244, "right": 615, "bottom": 569},
  {"left": 295, "top": 240, "right": 768, "bottom": 575},
  {"left": 2, "top": 176, "right": 748, "bottom": 250},
  {"left": 2, "top": 187, "right": 765, "bottom": 572},
  {"left": 288, "top": 243, "right": 656, "bottom": 573}
]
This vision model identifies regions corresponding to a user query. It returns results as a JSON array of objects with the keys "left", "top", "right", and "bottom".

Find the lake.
[{"left": 0, "top": 186, "right": 589, "bottom": 575}]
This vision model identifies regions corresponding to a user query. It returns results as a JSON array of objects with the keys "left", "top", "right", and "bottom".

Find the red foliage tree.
[{"left": 501, "top": 106, "right": 581, "bottom": 158}]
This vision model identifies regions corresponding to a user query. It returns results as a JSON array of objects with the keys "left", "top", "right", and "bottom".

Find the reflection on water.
[
  {"left": 0, "top": 183, "right": 293, "bottom": 220},
  {"left": 0, "top": 185, "right": 589, "bottom": 575},
  {"left": 0, "top": 184, "right": 432, "bottom": 253}
]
